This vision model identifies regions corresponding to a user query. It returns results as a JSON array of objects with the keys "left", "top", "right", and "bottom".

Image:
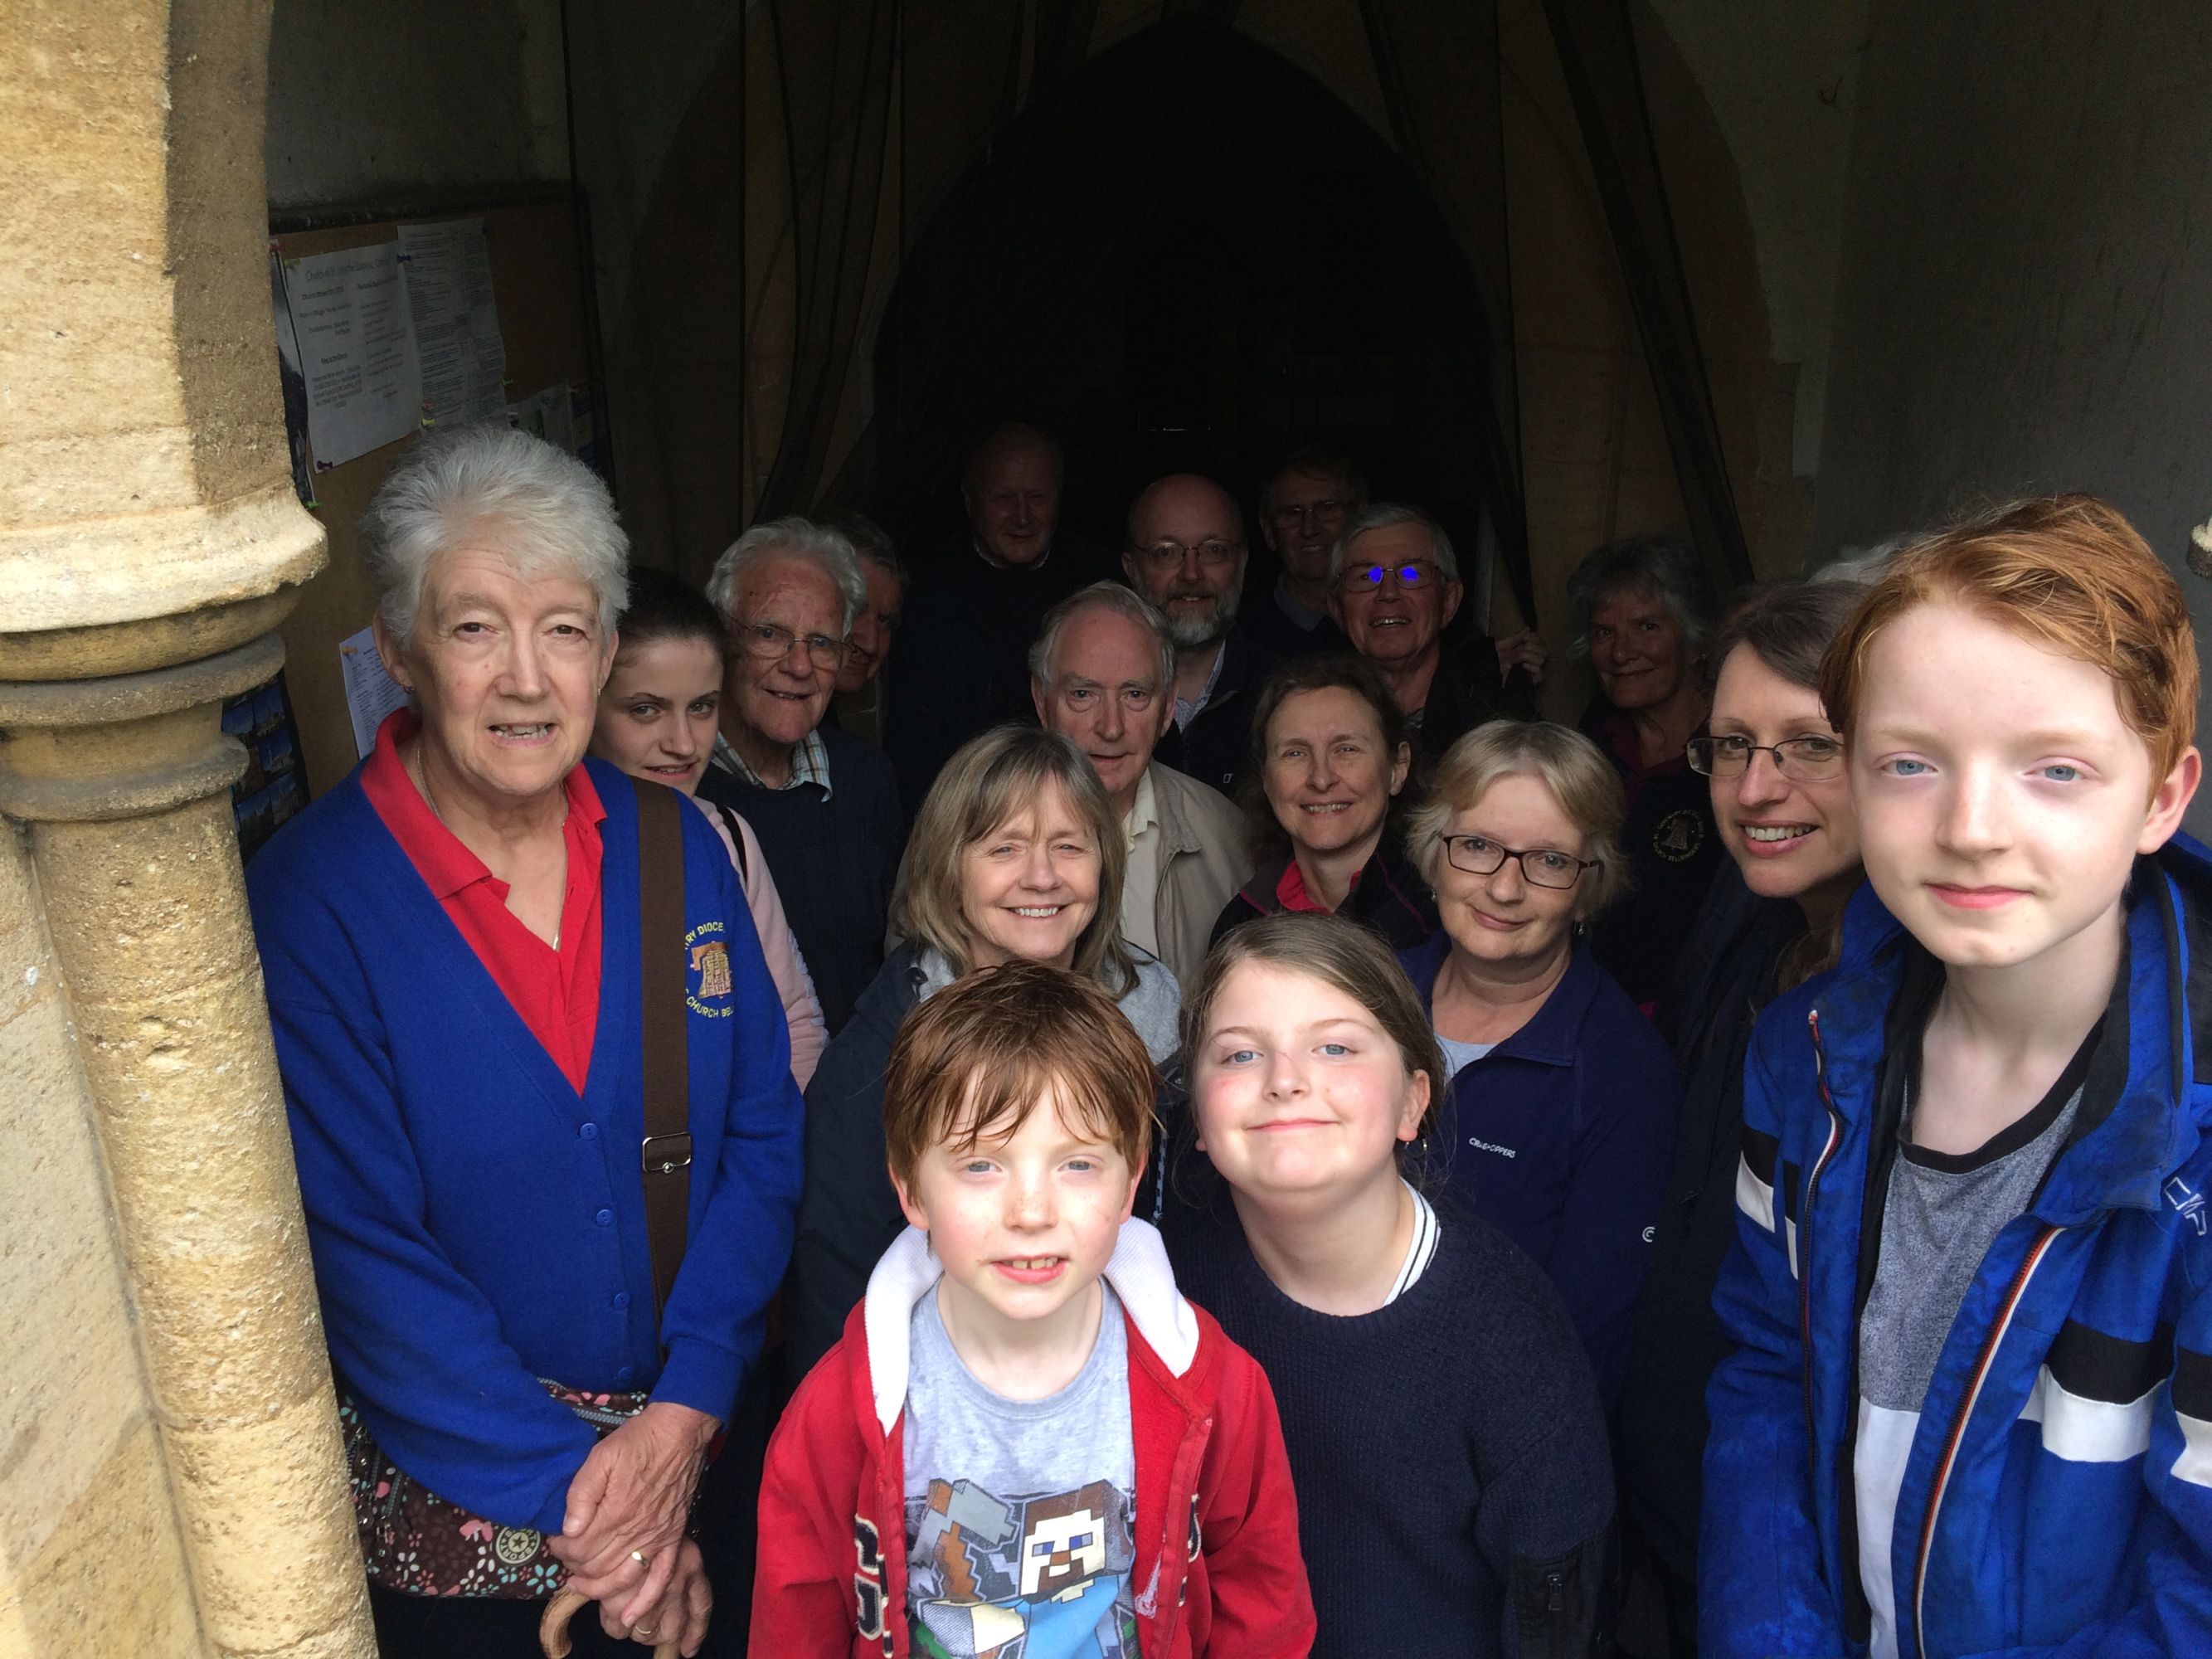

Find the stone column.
[
  {"left": 0, "top": 2, "right": 374, "bottom": 1655},
  {"left": 0, "top": 631, "right": 374, "bottom": 1659}
]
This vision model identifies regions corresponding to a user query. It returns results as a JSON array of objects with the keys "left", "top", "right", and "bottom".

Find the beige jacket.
[{"left": 1141, "top": 761, "right": 1252, "bottom": 988}]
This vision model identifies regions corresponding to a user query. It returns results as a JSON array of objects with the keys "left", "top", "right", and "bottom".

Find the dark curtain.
[
  {"left": 1355, "top": 0, "right": 1534, "bottom": 623},
  {"left": 751, "top": 0, "right": 902, "bottom": 518},
  {"left": 1540, "top": 0, "right": 1753, "bottom": 586}
]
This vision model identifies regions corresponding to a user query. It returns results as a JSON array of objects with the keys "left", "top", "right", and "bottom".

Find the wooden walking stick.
[{"left": 539, "top": 1584, "right": 683, "bottom": 1659}]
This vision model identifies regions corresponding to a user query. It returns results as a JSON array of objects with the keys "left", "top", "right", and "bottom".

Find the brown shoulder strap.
[
  {"left": 708, "top": 799, "right": 750, "bottom": 883},
  {"left": 634, "top": 779, "right": 693, "bottom": 1322}
]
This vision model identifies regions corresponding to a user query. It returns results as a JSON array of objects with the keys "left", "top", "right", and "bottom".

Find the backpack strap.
[
  {"left": 633, "top": 777, "right": 693, "bottom": 1321},
  {"left": 707, "top": 799, "right": 751, "bottom": 883}
]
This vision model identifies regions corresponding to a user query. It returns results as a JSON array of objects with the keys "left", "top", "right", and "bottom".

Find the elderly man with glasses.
[
  {"left": 1119, "top": 472, "right": 1281, "bottom": 794},
  {"left": 1330, "top": 502, "right": 1545, "bottom": 761},
  {"left": 701, "top": 518, "right": 905, "bottom": 1035}
]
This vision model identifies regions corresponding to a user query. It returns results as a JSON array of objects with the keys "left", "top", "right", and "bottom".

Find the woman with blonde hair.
[
  {"left": 785, "top": 724, "right": 1180, "bottom": 1377},
  {"left": 1398, "top": 720, "right": 1680, "bottom": 1409}
]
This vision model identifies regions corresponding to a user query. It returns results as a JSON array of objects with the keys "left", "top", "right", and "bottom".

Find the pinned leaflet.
[
  {"left": 399, "top": 218, "right": 508, "bottom": 429},
  {"left": 339, "top": 626, "right": 412, "bottom": 759},
  {"left": 280, "top": 243, "right": 422, "bottom": 469}
]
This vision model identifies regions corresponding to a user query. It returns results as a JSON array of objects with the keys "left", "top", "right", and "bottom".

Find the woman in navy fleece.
[
  {"left": 246, "top": 426, "right": 803, "bottom": 1657},
  {"left": 1397, "top": 720, "right": 1680, "bottom": 1408}
]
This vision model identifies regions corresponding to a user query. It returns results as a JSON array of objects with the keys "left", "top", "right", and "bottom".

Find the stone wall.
[{"left": 1811, "top": 0, "right": 2212, "bottom": 825}]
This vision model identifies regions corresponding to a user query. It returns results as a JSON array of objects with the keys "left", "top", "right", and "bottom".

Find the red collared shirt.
[{"left": 360, "top": 709, "right": 605, "bottom": 1092}]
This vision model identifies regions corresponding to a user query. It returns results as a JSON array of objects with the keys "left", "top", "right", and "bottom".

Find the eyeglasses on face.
[
  {"left": 1134, "top": 538, "right": 1242, "bottom": 572},
  {"left": 1338, "top": 561, "right": 1442, "bottom": 594},
  {"left": 1685, "top": 734, "right": 1845, "bottom": 781},
  {"left": 1441, "top": 834, "right": 1595, "bottom": 889},
  {"left": 734, "top": 619, "right": 846, "bottom": 670},
  {"left": 1272, "top": 499, "right": 1348, "bottom": 524}
]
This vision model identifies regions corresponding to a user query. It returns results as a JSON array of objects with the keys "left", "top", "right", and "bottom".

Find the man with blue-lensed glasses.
[{"left": 1328, "top": 503, "right": 1541, "bottom": 761}]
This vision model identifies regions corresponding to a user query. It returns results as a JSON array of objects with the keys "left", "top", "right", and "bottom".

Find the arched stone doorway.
[{"left": 866, "top": 18, "right": 1514, "bottom": 592}]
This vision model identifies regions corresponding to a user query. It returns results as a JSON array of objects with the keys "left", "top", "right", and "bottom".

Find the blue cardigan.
[
  {"left": 1400, "top": 932, "right": 1681, "bottom": 1406},
  {"left": 246, "top": 757, "right": 805, "bottom": 1533}
]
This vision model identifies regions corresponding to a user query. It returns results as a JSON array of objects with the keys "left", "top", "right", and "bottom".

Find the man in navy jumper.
[
  {"left": 699, "top": 517, "right": 903, "bottom": 1037},
  {"left": 1120, "top": 473, "right": 1280, "bottom": 795}
]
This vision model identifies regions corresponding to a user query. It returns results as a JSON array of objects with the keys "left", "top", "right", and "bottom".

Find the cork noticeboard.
[{"left": 270, "top": 197, "right": 597, "bottom": 802}]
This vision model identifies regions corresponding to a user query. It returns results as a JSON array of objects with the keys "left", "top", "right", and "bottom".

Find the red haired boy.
[{"left": 1704, "top": 495, "right": 2212, "bottom": 1657}]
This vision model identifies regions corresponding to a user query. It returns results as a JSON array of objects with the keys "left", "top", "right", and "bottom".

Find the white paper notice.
[
  {"left": 399, "top": 219, "right": 508, "bottom": 429},
  {"left": 338, "top": 626, "right": 412, "bottom": 759},
  {"left": 281, "top": 244, "right": 422, "bottom": 469},
  {"left": 507, "top": 383, "right": 576, "bottom": 453}
]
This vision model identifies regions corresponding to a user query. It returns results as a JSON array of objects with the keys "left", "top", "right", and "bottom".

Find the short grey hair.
[
  {"left": 1028, "top": 581, "right": 1175, "bottom": 691},
  {"left": 362, "top": 426, "right": 628, "bottom": 645},
  {"left": 1328, "top": 503, "right": 1460, "bottom": 584},
  {"left": 705, "top": 517, "right": 868, "bottom": 634},
  {"left": 1564, "top": 532, "right": 1714, "bottom": 659},
  {"left": 819, "top": 508, "right": 907, "bottom": 587}
]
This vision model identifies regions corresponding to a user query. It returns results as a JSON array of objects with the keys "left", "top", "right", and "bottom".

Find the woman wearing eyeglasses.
[
  {"left": 1617, "top": 579, "right": 1869, "bottom": 1653},
  {"left": 1397, "top": 720, "right": 1681, "bottom": 1410},
  {"left": 1209, "top": 654, "right": 1440, "bottom": 949}
]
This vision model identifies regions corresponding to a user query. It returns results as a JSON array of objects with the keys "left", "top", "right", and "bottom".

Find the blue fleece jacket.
[
  {"left": 1400, "top": 932, "right": 1680, "bottom": 1406},
  {"left": 246, "top": 759, "right": 805, "bottom": 1534},
  {"left": 1703, "top": 839, "right": 2212, "bottom": 1659}
]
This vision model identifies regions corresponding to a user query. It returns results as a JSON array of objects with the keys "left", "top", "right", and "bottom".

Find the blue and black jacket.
[{"left": 1704, "top": 837, "right": 2212, "bottom": 1658}]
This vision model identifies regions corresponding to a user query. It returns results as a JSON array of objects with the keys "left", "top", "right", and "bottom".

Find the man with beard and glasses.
[{"left": 1120, "top": 474, "right": 1281, "bottom": 795}]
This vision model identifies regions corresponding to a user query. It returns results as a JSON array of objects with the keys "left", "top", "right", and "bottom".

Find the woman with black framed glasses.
[
  {"left": 1618, "top": 577, "right": 1870, "bottom": 1656},
  {"left": 1397, "top": 720, "right": 1681, "bottom": 1409}
]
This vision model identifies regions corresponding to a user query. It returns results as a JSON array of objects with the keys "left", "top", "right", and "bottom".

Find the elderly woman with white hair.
[
  {"left": 696, "top": 516, "right": 904, "bottom": 1036},
  {"left": 1395, "top": 719, "right": 1680, "bottom": 1410},
  {"left": 1563, "top": 531, "right": 1726, "bottom": 1007},
  {"left": 246, "top": 427, "right": 803, "bottom": 1657}
]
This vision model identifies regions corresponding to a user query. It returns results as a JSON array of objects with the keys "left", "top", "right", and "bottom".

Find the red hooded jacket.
[{"left": 751, "top": 1220, "right": 1315, "bottom": 1657}]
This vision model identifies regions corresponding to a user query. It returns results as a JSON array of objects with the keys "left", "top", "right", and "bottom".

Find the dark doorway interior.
[{"left": 866, "top": 19, "right": 1509, "bottom": 591}]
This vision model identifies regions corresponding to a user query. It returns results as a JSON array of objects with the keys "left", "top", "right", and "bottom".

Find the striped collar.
[{"left": 711, "top": 726, "right": 833, "bottom": 797}]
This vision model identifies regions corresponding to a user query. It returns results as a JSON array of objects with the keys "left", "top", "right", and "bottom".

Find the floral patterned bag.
[{"left": 339, "top": 1382, "right": 651, "bottom": 1598}]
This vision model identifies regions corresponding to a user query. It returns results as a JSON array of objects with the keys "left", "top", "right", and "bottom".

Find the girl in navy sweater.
[{"left": 1164, "top": 912, "right": 1614, "bottom": 1658}]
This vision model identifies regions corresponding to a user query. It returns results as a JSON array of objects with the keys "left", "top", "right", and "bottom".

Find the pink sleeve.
[{"left": 691, "top": 797, "right": 829, "bottom": 1087}]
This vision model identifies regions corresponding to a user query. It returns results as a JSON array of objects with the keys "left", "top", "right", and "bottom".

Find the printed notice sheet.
[
  {"left": 338, "top": 626, "right": 412, "bottom": 759},
  {"left": 280, "top": 243, "right": 422, "bottom": 469},
  {"left": 399, "top": 219, "right": 508, "bottom": 429}
]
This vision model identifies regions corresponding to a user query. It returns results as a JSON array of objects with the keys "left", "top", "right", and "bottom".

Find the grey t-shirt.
[
  {"left": 1436, "top": 1034, "right": 1496, "bottom": 1080},
  {"left": 1853, "top": 1039, "right": 2091, "bottom": 1659},
  {"left": 902, "top": 1282, "right": 1141, "bottom": 1657}
]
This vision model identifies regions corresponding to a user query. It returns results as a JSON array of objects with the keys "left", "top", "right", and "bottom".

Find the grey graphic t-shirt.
[{"left": 902, "top": 1282, "right": 1141, "bottom": 1659}]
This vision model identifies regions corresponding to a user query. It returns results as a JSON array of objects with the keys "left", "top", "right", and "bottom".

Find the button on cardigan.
[{"left": 247, "top": 756, "right": 805, "bottom": 1533}]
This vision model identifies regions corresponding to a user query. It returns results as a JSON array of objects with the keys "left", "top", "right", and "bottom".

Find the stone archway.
[
  {"left": 0, "top": 5, "right": 372, "bottom": 1655},
  {"left": 865, "top": 20, "right": 1513, "bottom": 567}
]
